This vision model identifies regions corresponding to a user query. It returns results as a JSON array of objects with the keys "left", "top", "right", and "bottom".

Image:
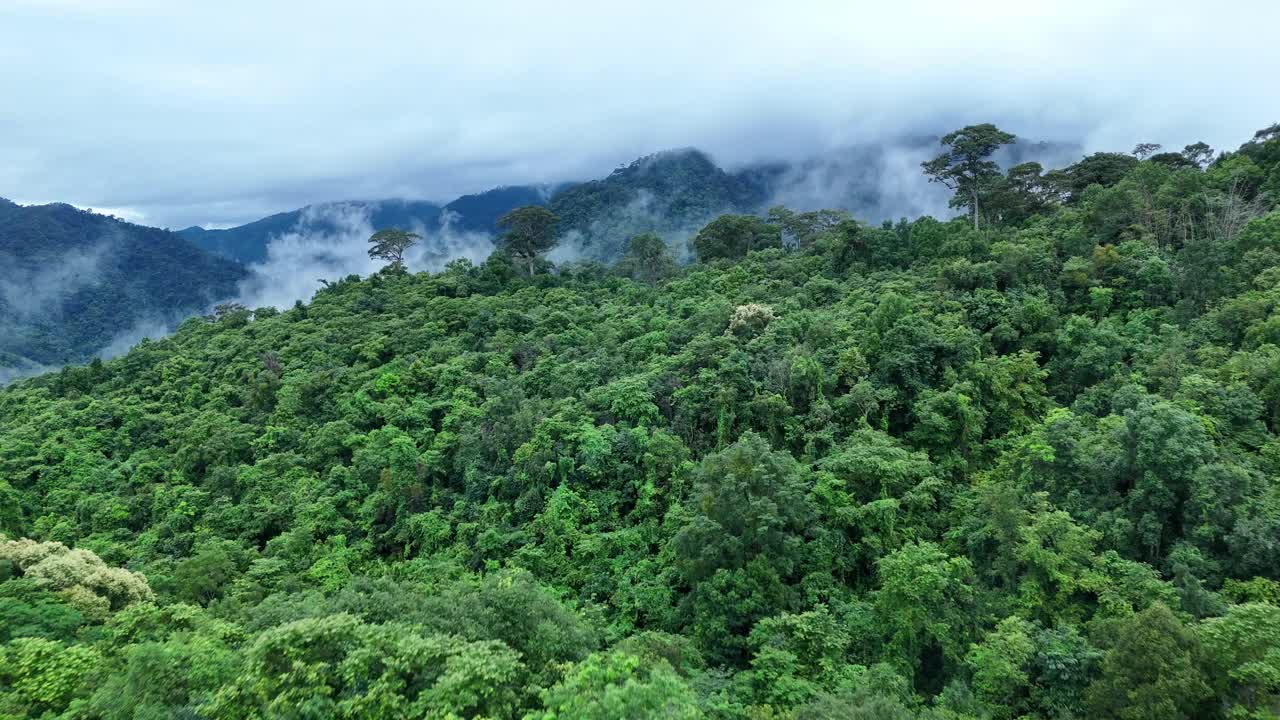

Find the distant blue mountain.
[
  {"left": 179, "top": 186, "right": 563, "bottom": 265},
  {"left": 548, "top": 148, "right": 771, "bottom": 261},
  {"left": 444, "top": 185, "right": 560, "bottom": 233},
  {"left": 179, "top": 139, "right": 1081, "bottom": 266},
  {"left": 179, "top": 200, "right": 445, "bottom": 265}
]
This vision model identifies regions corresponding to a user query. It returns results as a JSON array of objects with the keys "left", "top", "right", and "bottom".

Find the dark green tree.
[
  {"left": 985, "top": 161, "right": 1056, "bottom": 225},
  {"left": 1045, "top": 151, "right": 1140, "bottom": 201},
  {"left": 690, "top": 214, "right": 781, "bottom": 261},
  {"left": 1085, "top": 604, "right": 1211, "bottom": 720},
  {"left": 1182, "top": 141, "right": 1215, "bottom": 169},
  {"left": 767, "top": 206, "right": 853, "bottom": 249},
  {"left": 366, "top": 228, "right": 421, "bottom": 269},
  {"left": 497, "top": 205, "right": 560, "bottom": 274},
  {"left": 670, "top": 432, "right": 814, "bottom": 663},
  {"left": 619, "top": 232, "right": 676, "bottom": 283},
  {"left": 921, "top": 123, "right": 1017, "bottom": 229},
  {"left": 1132, "top": 143, "right": 1162, "bottom": 160}
]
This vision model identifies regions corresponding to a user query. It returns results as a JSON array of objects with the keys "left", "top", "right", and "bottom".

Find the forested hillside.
[
  {"left": 3, "top": 124, "right": 1280, "bottom": 719},
  {"left": 549, "top": 149, "right": 769, "bottom": 260},
  {"left": 0, "top": 200, "right": 246, "bottom": 379}
]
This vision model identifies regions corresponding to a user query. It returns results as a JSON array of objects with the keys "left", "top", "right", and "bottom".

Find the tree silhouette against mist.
[
  {"left": 922, "top": 123, "right": 1016, "bottom": 230},
  {"left": 367, "top": 228, "right": 421, "bottom": 270}
]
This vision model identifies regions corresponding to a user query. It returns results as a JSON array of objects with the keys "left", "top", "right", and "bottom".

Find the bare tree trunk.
[{"left": 973, "top": 188, "right": 980, "bottom": 230}]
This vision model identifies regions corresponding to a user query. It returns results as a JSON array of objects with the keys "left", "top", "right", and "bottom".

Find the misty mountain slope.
[
  {"left": 180, "top": 188, "right": 568, "bottom": 266},
  {"left": 546, "top": 140, "right": 1081, "bottom": 261},
  {"left": 177, "top": 139, "right": 1082, "bottom": 273},
  {"left": 731, "top": 137, "right": 1083, "bottom": 224},
  {"left": 548, "top": 148, "right": 767, "bottom": 260},
  {"left": 178, "top": 211, "right": 309, "bottom": 265},
  {"left": 179, "top": 199, "right": 447, "bottom": 265},
  {"left": 0, "top": 198, "right": 246, "bottom": 374},
  {"left": 444, "top": 184, "right": 563, "bottom": 233}
]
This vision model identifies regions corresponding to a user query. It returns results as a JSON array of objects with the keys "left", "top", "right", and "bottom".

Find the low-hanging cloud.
[
  {"left": 0, "top": 238, "right": 115, "bottom": 384},
  {"left": 0, "top": 358, "right": 56, "bottom": 387},
  {"left": 2, "top": 1, "right": 1276, "bottom": 229},
  {"left": 232, "top": 203, "right": 495, "bottom": 310},
  {"left": 0, "top": 206, "right": 496, "bottom": 384},
  {"left": 95, "top": 316, "right": 181, "bottom": 361},
  {"left": 0, "top": 240, "right": 111, "bottom": 319},
  {"left": 755, "top": 137, "right": 1085, "bottom": 225},
  {"left": 551, "top": 185, "right": 736, "bottom": 264}
]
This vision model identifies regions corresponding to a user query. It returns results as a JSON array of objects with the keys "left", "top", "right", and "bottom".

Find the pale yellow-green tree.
[{"left": 0, "top": 538, "right": 154, "bottom": 616}]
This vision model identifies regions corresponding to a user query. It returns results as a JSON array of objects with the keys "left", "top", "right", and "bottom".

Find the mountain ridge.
[
  {"left": 178, "top": 139, "right": 1081, "bottom": 266},
  {"left": 0, "top": 197, "right": 247, "bottom": 376}
]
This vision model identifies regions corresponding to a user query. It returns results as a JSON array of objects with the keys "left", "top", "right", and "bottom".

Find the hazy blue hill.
[
  {"left": 443, "top": 184, "right": 561, "bottom": 233},
  {"left": 548, "top": 148, "right": 766, "bottom": 260},
  {"left": 177, "top": 188, "right": 569, "bottom": 265},
  {"left": 0, "top": 198, "right": 246, "bottom": 374},
  {"left": 179, "top": 200, "right": 447, "bottom": 265},
  {"left": 176, "top": 139, "right": 1083, "bottom": 269},
  {"left": 178, "top": 210, "right": 304, "bottom": 265}
]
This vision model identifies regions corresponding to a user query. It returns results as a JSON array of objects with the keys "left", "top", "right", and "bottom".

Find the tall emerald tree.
[
  {"left": 921, "top": 123, "right": 1016, "bottom": 230},
  {"left": 497, "top": 206, "right": 560, "bottom": 274}
]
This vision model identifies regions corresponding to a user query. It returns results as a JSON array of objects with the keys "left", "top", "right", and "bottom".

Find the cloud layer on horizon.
[{"left": 2, "top": 0, "right": 1278, "bottom": 229}]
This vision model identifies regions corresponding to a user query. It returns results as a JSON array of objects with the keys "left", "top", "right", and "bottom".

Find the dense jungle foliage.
[{"left": 3, "top": 123, "right": 1280, "bottom": 719}]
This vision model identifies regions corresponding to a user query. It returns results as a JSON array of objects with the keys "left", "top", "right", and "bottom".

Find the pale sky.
[{"left": 2, "top": 0, "right": 1278, "bottom": 228}]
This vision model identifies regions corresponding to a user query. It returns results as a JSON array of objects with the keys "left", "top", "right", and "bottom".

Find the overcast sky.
[{"left": 2, "top": 0, "right": 1278, "bottom": 229}]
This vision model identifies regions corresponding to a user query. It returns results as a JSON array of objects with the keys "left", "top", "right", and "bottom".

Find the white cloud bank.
[{"left": 0, "top": 0, "right": 1276, "bottom": 228}]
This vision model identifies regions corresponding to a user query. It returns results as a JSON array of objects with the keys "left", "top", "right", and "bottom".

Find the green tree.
[
  {"left": 921, "top": 123, "right": 1017, "bottom": 229},
  {"left": 1085, "top": 603, "right": 1211, "bottom": 720},
  {"left": 1182, "top": 141, "right": 1215, "bottom": 169},
  {"left": 670, "top": 432, "right": 814, "bottom": 664},
  {"left": 367, "top": 228, "right": 421, "bottom": 269},
  {"left": 207, "top": 614, "right": 524, "bottom": 720},
  {"left": 88, "top": 633, "right": 239, "bottom": 720},
  {"left": 1046, "top": 151, "right": 1139, "bottom": 202},
  {"left": 1197, "top": 603, "right": 1280, "bottom": 719},
  {"left": 529, "top": 650, "right": 702, "bottom": 720},
  {"left": 1132, "top": 143, "right": 1162, "bottom": 160},
  {"left": 619, "top": 232, "right": 676, "bottom": 283},
  {"left": 0, "top": 637, "right": 100, "bottom": 718},
  {"left": 985, "top": 161, "right": 1056, "bottom": 225},
  {"left": 965, "top": 616, "right": 1035, "bottom": 717},
  {"left": 872, "top": 541, "right": 975, "bottom": 685},
  {"left": 690, "top": 214, "right": 781, "bottom": 261},
  {"left": 497, "top": 205, "right": 560, "bottom": 274},
  {"left": 745, "top": 605, "right": 860, "bottom": 707},
  {"left": 767, "top": 206, "right": 852, "bottom": 248}
]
